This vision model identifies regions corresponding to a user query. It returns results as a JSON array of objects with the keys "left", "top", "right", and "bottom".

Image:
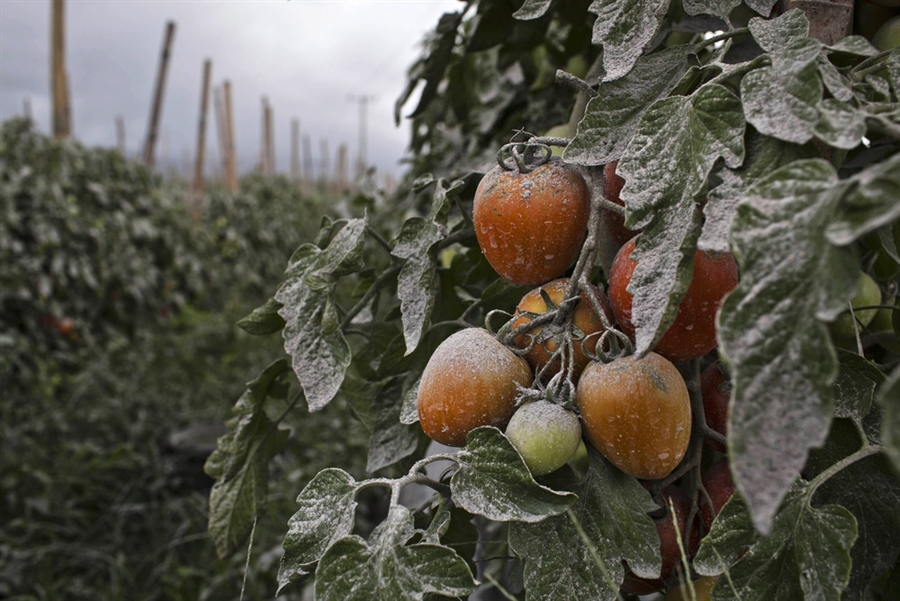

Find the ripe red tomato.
[
  {"left": 417, "top": 328, "right": 533, "bottom": 447},
  {"left": 608, "top": 237, "right": 739, "bottom": 363},
  {"left": 576, "top": 352, "right": 691, "bottom": 480},
  {"left": 473, "top": 160, "right": 590, "bottom": 286},
  {"left": 512, "top": 278, "right": 613, "bottom": 380},
  {"left": 700, "top": 361, "right": 731, "bottom": 452},
  {"left": 603, "top": 161, "right": 640, "bottom": 246}
]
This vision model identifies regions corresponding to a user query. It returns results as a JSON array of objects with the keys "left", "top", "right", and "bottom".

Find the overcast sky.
[{"left": 0, "top": 0, "right": 463, "bottom": 179}]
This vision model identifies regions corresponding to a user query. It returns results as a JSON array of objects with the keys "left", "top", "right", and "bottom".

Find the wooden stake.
[
  {"left": 51, "top": 0, "right": 71, "bottom": 139},
  {"left": 319, "top": 138, "right": 330, "bottom": 186},
  {"left": 223, "top": 80, "right": 238, "bottom": 193},
  {"left": 291, "top": 119, "right": 300, "bottom": 182},
  {"left": 193, "top": 59, "right": 212, "bottom": 193},
  {"left": 23, "top": 97, "right": 33, "bottom": 121},
  {"left": 267, "top": 101, "right": 276, "bottom": 175},
  {"left": 143, "top": 20, "right": 176, "bottom": 167},
  {"left": 336, "top": 144, "right": 348, "bottom": 192},
  {"left": 116, "top": 116, "right": 126, "bottom": 156},
  {"left": 302, "top": 134, "right": 313, "bottom": 184}
]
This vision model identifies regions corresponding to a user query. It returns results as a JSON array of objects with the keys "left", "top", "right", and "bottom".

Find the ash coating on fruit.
[
  {"left": 417, "top": 328, "right": 533, "bottom": 447},
  {"left": 576, "top": 353, "right": 691, "bottom": 480},
  {"left": 505, "top": 400, "right": 582, "bottom": 476},
  {"left": 473, "top": 160, "right": 590, "bottom": 286}
]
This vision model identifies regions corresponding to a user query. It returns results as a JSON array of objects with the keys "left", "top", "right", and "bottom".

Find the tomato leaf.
[
  {"left": 450, "top": 427, "right": 577, "bottom": 522},
  {"left": 391, "top": 179, "right": 458, "bottom": 356},
  {"left": 743, "top": 0, "right": 779, "bottom": 15},
  {"left": 682, "top": 0, "right": 739, "bottom": 20},
  {"left": 813, "top": 99, "right": 866, "bottom": 150},
  {"left": 508, "top": 449, "right": 661, "bottom": 600},
  {"left": 565, "top": 44, "right": 699, "bottom": 166},
  {"left": 588, "top": 0, "right": 669, "bottom": 81},
  {"left": 697, "top": 482, "right": 857, "bottom": 601},
  {"left": 618, "top": 83, "right": 745, "bottom": 356},
  {"left": 366, "top": 377, "right": 422, "bottom": 473},
  {"left": 276, "top": 217, "right": 367, "bottom": 411},
  {"left": 237, "top": 297, "right": 285, "bottom": 335},
  {"left": 879, "top": 367, "right": 900, "bottom": 474},
  {"left": 314, "top": 506, "right": 477, "bottom": 601},
  {"left": 277, "top": 468, "right": 360, "bottom": 594},
  {"left": 747, "top": 9, "right": 809, "bottom": 51},
  {"left": 832, "top": 350, "right": 885, "bottom": 420},
  {"left": 825, "top": 154, "right": 900, "bottom": 246},
  {"left": 806, "top": 419, "right": 900, "bottom": 597},
  {"left": 740, "top": 38, "right": 823, "bottom": 146},
  {"left": 718, "top": 159, "right": 859, "bottom": 534},
  {"left": 513, "top": 0, "right": 555, "bottom": 20},
  {"left": 205, "top": 359, "right": 291, "bottom": 558},
  {"left": 701, "top": 131, "right": 814, "bottom": 253}
]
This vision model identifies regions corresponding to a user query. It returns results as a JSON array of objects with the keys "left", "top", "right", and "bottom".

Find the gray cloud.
[{"left": 0, "top": 0, "right": 463, "bottom": 178}]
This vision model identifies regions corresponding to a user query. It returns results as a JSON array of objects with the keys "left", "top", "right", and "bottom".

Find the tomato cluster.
[{"left": 417, "top": 155, "right": 743, "bottom": 595}]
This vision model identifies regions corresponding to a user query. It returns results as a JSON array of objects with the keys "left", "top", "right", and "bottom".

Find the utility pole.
[{"left": 348, "top": 94, "right": 375, "bottom": 178}]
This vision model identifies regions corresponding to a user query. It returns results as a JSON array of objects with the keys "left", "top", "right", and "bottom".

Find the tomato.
[
  {"left": 56, "top": 317, "right": 76, "bottom": 338},
  {"left": 699, "top": 458, "right": 735, "bottom": 533},
  {"left": 603, "top": 161, "right": 639, "bottom": 246},
  {"left": 830, "top": 271, "right": 883, "bottom": 346},
  {"left": 700, "top": 361, "right": 731, "bottom": 452},
  {"left": 505, "top": 400, "right": 582, "bottom": 476},
  {"left": 576, "top": 352, "right": 691, "bottom": 480},
  {"left": 609, "top": 237, "right": 739, "bottom": 363},
  {"left": 512, "top": 278, "right": 613, "bottom": 380},
  {"left": 473, "top": 160, "right": 590, "bottom": 286},
  {"left": 417, "top": 328, "right": 533, "bottom": 447}
]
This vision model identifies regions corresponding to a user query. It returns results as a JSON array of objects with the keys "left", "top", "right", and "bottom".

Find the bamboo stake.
[
  {"left": 51, "top": 0, "right": 71, "bottom": 139},
  {"left": 302, "top": 134, "right": 313, "bottom": 184},
  {"left": 213, "top": 86, "right": 227, "bottom": 180},
  {"left": 143, "top": 20, "right": 176, "bottom": 167},
  {"left": 223, "top": 80, "right": 238, "bottom": 193},
  {"left": 193, "top": 59, "right": 212, "bottom": 193}
]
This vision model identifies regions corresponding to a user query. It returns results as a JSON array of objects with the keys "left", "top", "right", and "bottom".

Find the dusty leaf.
[
  {"left": 588, "top": 0, "right": 670, "bottom": 81},
  {"left": 276, "top": 217, "right": 367, "bottom": 411},
  {"left": 314, "top": 506, "right": 477, "bottom": 601},
  {"left": 277, "top": 468, "right": 359, "bottom": 593},
  {"left": 618, "top": 83, "right": 745, "bottom": 356},
  {"left": 451, "top": 427, "right": 577, "bottom": 522},
  {"left": 509, "top": 449, "right": 660, "bottom": 600},
  {"left": 718, "top": 159, "right": 859, "bottom": 533},
  {"left": 366, "top": 377, "right": 421, "bottom": 473}
]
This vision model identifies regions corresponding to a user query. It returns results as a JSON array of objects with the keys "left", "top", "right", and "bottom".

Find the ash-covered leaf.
[
  {"left": 814, "top": 99, "right": 866, "bottom": 150},
  {"left": 744, "top": 0, "right": 778, "bottom": 15},
  {"left": 237, "top": 297, "right": 285, "bottom": 335},
  {"left": 391, "top": 179, "right": 459, "bottom": 356},
  {"left": 826, "top": 36, "right": 879, "bottom": 58},
  {"left": 806, "top": 418, "right": 900, "bottom": 598},
  {"left": 509, "top": 449, "right": 660, "bottom": 600},
  {"left": 314, "top": 506, "right": 477, "bottom": 601},
  {"left": 451, "top": 427, "right": 577, "bottom": 522},
  {"left": 618, "top": 84, "right": 745, "bottom": 356},
  {"left": 747, "top": 9, "right": 809, "bottom": 51},
  {"left": 817, "top": 58, "right": 854, "bottom": 103},
  {"left": 565, "top": 44, "right": 699, "bottom": 166},
  {"left": 276, "top": 217, "right": 367, "bottom": 411},
  {"left": 366, "top": 377, "right": 421, "bottom": 473},
  {"left": 879, "top": 367, "right": 900, "bottom": 473},
  {"left": 277, "top": 468, "right": 359, "bottom": 594},
  {"left": 205, "top": 360, "right": 291, "bottom": 559},
  {"left": 698, "top": 482, "right": 857, "bottom": 601},
  {"left": 700, "top": 132, "right": 814, "bottom": 253},
  {"left": 832, "top": 349, "right": 885, "bottom": 420},
  {"left": 399, "top": 376, "right": 420, "bottom": 425},
  {"left": 740, "top": 38, "right": 823, "bottom": 146},
  {"left": 513, "top": 0, "right": 555, "bottom": 20},
  {"left": 682, "top": 0, "right": 739, "bottom": 20},
  {"left": 588, "top": 0, "right": 670, "bottom": 82},
  {"left": 826, "top": 154, "right": 900, "bottom": 246},
  {"left": 718, "top": 159, "right": 859, "bottom": 534}
]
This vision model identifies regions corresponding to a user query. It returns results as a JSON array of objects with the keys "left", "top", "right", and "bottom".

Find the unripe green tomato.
[
  {"left": 873, "top": 15, "right": 900, "bottom": 50},
  {"left": 505, "top": 400, "right": 582, "bottom": 476},
  {"left": 870, "top": 295, "right": 896, "bottom": 333},
  {"left": 666, "top": 576, "right": 718, "bottom": 601},
  {"left": 542, "top": 125, "right": 570, "bottom": 157},
  {"left": 830, "top": 272, "right": 882, "bottom": 344}
]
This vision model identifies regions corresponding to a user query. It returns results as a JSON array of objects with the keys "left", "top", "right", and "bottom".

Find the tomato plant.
[{"left": 203, "top": 1, "right": 900, "bottom": 600}]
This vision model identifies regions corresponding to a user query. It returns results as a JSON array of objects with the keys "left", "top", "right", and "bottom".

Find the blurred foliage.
[{"left": 0, "top": 118, "right": 371, "bottom": 600}]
